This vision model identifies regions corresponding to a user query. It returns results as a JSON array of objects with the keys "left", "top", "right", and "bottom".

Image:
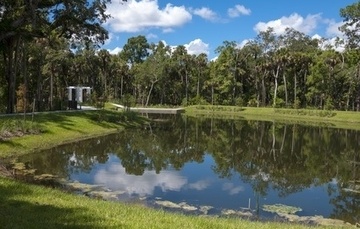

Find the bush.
[
  {"left": 247, "top": 98, "right": 259, "bottom": 107},
  {"left": 234, "top": 97, "right": 244, "bottom": 107},
  {"left": 293, "top": 99, "right": 301, "bottom": 109},
  {"left": 0, "top": 119, "right": 43, "bottom": 139},
  {"left": 273, "top": 98, "right": 285, "bottom": 108},
  {"left": 121, "top": 94, "right": 136, "bottom": 109},
  {"left": 324, "top": 98, "right": 334, "bottom": 110},
  {"left": 188, "top": 96, "right": 208, "bottom": 106}
]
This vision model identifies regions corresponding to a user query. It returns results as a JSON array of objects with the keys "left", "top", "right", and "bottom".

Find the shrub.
[
  {"left": 0, "top": 119, "right": 43, "bottom": 139},
  {"left": 234, "top": 97, "right": 244, "bottom": 107},
  {"left": 247, "top": 98, "right": 259, "bottom": 107}
]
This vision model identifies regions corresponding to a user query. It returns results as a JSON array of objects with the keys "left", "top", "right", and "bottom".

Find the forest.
[{"left": 1, "top": 0, "right": 360, "bottom": 113}]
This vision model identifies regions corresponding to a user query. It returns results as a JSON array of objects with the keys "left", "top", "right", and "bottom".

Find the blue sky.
[{"left": 102, "top": 0, "right": 357, "bottom": 59}]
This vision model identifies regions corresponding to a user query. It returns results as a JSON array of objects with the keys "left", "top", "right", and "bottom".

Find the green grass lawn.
[
  {"left": 0, "top": 109, "right": 146, "bottom": 158},
  {"left": 185, "top": 105, "right": 360, "bottom": 130}
]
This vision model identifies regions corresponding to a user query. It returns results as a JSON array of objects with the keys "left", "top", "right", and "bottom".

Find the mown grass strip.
[
  {"left": 0, "top": 177, "right": 340, "bottom": 229},
  {"left": 0, "top": 110, "right": 146, "bottom": 158},
  {"left": 185, "top": 106, "right": 360, "bottom": 130}
]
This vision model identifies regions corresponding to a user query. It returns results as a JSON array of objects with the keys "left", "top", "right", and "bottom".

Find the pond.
[{"left": 6, "top": 114, "right": 360, "bottom": 225}]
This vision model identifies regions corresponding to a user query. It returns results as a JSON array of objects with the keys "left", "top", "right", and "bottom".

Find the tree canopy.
[{"left": 1, "top": 1, "right": 360, "bottom": 113}]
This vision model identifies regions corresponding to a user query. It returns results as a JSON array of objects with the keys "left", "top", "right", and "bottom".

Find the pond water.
[{"left": 8, "top": 114, "right": 360, "bottom": 224}]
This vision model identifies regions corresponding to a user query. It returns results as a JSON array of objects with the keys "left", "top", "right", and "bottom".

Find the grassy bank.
[
  {"left": 185, "top": 105, "right": 360, "bottom": 130},
  {"left": 0, "top": 177, "right": 341, "bottom": 229},
  {"left": 0, "top": 110, "right": 146, "bottom": 158}
]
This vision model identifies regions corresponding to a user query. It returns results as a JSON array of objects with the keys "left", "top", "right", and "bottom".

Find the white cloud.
[
  {"left": 237, "top": 39, "right": 252, "bottom": 49},
  {"left": 146, "top": 33, "right": 158, "bottom": 39},
  {"left": 162, "top": 39, "right": 209, "bottom": 56},
  {"left": 104, "top": 33, "right": 114, "bottom": 45},
  {"left": 184, "top": 38, "right": 209, "bottom": 56},
  {"left": 108, "top": 47, "right": 123, "bottom": 55},
  {"left": 254, "top": 13, "right": 321, "bottom": 35},
  {"left": 312, "top": 34, "right": 345, "bottom": 52},
  {"left": 106, "top": 0, "right": 192, "bottom": 32},
  {"left": 94, "top": 163, "right": 187, "bottom": 196},
  {"left": 192, "top": 7, "right": 219, "bottom": 22},
  {"left": 311, "top": 34, "right": 322, "bottom": 40},
  {"left": 210, "top": 56, "right": 218, "bottom": 62},
  {"left": 162, "top": 28, "right": 174, "bottom": 33},
  {"left": 326, "top": 20, "right": 344, "bottom": 37},
  {"left": 222, "top": 183, "right": 244, "bottom": 195},
  {"left": 228, "top": 5, "right": 251, "bottom": 18},
  {"left": 188, "top": 179, "right": 212, "bottom": 191}
]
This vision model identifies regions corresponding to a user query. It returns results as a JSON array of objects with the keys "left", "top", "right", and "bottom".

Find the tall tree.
[
  {"left": 340, "top": 1, "right": 360, "bottom": 110},
  {"left": 171, "top": 45, "right": 192, "bottom": 105},
  {"left": 340, "top": 1, "right": 360, "bottom": 49},
  {"left": 0, "top": 0, "right": 114, "bottom": 113}
]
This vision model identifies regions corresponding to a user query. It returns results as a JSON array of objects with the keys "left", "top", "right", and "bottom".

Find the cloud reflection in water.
[{"left": 94, "top": 163, "right": 188, "bottom": 197}]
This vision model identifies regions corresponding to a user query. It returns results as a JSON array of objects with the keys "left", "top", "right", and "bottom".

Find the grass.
[
  {"left": 185, "top": 105, "right": 360, "bottom": 130},
  {"left": 0, "top": 109, "right": 147, "bottom": 158},
  {"left": 0, "top": 177, "right": 342, "bottom": 229}
]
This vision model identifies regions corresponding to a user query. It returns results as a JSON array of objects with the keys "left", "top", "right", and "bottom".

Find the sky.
[{"left": 101, "top": 0, "right": 358, "bottom": 60}]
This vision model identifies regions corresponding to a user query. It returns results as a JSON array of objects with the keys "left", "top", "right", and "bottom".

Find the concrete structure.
[
  {"left": 67, "top": 86, "right": 91, "bottom": 109},
  {"left": 111, "top": 103, "right": 185, "bottom": 114}
]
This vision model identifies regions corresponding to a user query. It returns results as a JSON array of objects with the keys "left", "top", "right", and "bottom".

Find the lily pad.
[
  {"left": 262, "top": 204, "right": 302, "bottom": 214},
  {"left": 155, "top": 200, "right": 181, "bottom": 209},
  {"left": 12, "top": 162, "right": 26, "bottom": 170}
]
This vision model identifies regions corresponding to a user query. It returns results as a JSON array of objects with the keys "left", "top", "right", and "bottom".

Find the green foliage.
[
  {"left": 121, "top": 94, "right": 136, "bottom": 109},
  {"left": 324, "top": 98, "right": 334, "bottom": 110},
  {"left": 234, "top": 97, "right": 244, "bottom": 107},
  {"left": 2, "top": 2, "right": 360, "bottom": 115},
  {"left": 193, "top": 105, "right": 243, "bottom": 113},
  {"left": 90, "top": 92, "right": 105, "bottom": 109},
  {"left": 274, "top": 108, "right": 336, "bottom": 118},
  {"left": 262, "top": 204, "right": 302, "bottom": 215},
  {"left": 247, "top": 98, "right": 259, "bottom": 107},
  {"left": 293, "top": 99, "right": 301, "bottom": 109},
  {"left": 273, "top": 98, "right": 285, "bottom": 108},
  {"left": 188, "top": 96, "right": 209, "bottom": 106},
  {"left": 0, "top": 119, "right": 43, "bottom": 139}
]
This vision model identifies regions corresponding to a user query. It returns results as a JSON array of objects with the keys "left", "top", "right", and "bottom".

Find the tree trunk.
[
  {"left": 197, "top": 75, "right": 200, "bottom": 98},
  {"left": 3, "top": 37, "right": 19, "bottom": 113},
  {"left": 185, "top": 70, "right": 188, "bottom": 105},
  {"left": 50, "top": 65, "right": 54, "bottom": 110},
  {"left": 145, "top": 79, "right": 158, "bottom": 107},
  {"left": 211, "top": 83, "right": 214, "bottom": 105},
  {"left": 294, "top": 72, "right": 297, "bottom": 108},
  {"left": 261, "top": 72, "right": 267, "bottom": 106},
  {"left": 283, "top": 73, "right": 288, "bottom": 106},
  {"left": 36, "top": 59, "right": 43, "bottom": 111},
  {"left": 273, "top": 65, "right": 280, "bottom": 107},
  {"left": 271, "top": 121, "right": 276, "bottom": 161}
]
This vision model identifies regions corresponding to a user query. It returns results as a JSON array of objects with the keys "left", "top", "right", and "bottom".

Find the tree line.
[{"left": 1, "top": 1, "right": 360, "bottom": 113}]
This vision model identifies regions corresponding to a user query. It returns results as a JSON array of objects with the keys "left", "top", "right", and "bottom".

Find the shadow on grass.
[
  {"left": 1, "top": 109, "right": 148, "bottom": 131},
  {"left": 84, "top": 110, "right": 149, "bottom": 129},
  {"left": 0, "top": 177, "right": 121, "bottom": 229},
  {"left": 34, "top": 112, "right": 79, "bottom": 131}
]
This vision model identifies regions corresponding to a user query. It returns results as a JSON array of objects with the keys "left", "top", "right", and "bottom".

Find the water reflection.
[
  {"left": 10, "top": 115, "right": 360, "bottom": 224},
  {"left": 93, "top": 157, "right": 187, "bottom": 196}
]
